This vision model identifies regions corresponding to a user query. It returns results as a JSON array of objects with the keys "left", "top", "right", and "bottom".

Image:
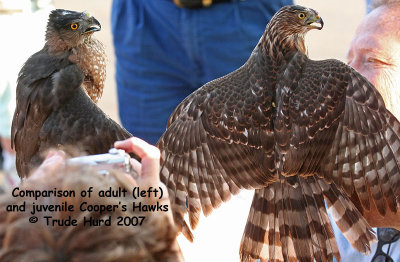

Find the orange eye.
[
  {"left": 70, "top": 23, "right": 78, "bottom": 30},
  {"left": 298, "top": 12, "right": 306, "bottom": 19}
]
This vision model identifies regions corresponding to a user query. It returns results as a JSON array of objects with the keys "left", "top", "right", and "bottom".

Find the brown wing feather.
[
  {"left": 276, "top": 53, "right": 400, "bottom": 217},
  {"left": 159, "top": 17, "right": 400, "bottom": 261},
  {"left": 319, "top": 68, "right": 400, "bottom": 217},
  {"left": 157, "top": 54, "right": 277, "bottom": 237},
  {"left": 275, "top": 54, "right": 348, "bottom": 177},
  {"left": 238, "top": 53, "right": 394, "bottom": 261}
]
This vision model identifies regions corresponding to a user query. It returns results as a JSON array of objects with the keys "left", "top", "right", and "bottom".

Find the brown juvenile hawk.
[
  {"left": 157, "top": 5, "right": 400, "bottom": 262},
  {"left": 11, "top": 10, "right": 132, "bottom": 178}
]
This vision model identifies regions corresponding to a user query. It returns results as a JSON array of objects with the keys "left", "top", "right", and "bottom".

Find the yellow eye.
[
  {"left": 298, "top": 12, "right": 306, "bottom": 19},
  {"left": 70, "top": 23, "right": 78, "bottom": 30}
]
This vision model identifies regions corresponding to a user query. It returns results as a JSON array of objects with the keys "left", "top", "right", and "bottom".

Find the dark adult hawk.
[
  {"left": 157, "top": 5, "right": 400, "bottom": 261},
  {"left": 11, "top": 10, "right": 132, "bottom": 178}
]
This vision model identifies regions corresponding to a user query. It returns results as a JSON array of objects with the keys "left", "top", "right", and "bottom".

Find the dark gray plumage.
[{"left": 11, "top": 9, "right": 132, "bottom": 178}]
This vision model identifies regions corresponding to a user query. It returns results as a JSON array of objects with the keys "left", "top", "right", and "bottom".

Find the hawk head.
[
  {"left": 45, "top": 9, "right": 101, "bottom": 51},
  {"left": 263, "top": 5, "right": 324, "bottom": 54},
  {"left": 274, "top": 5, "right": 323, "bottom": 33}
]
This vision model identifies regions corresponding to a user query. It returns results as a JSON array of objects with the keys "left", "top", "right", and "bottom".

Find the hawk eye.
[
  {"left": 298, "top": 12, "right": 306, "bottom": 19},
  {"left": 70, "top": 23, "right": 78, "bottom": 30}
]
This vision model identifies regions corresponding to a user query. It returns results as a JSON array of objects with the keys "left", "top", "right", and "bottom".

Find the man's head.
[
  {"left": 346, "top": 1, "right": 400, "bottom": 228},
  {"left": 347, "top": 3, "right": 400, "bottom": 118}
]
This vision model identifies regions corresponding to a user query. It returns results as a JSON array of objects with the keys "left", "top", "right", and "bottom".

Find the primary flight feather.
[{"left": 158, "top": 5, "right": 400, "bottom": 261}]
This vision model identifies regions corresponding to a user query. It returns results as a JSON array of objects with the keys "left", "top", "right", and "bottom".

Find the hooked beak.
[
  {"left": 307, "top": 15, "right": 324, "bottom": 30},
  {"left": 84, "top": 17, "right": 101, "bottom": 33}
]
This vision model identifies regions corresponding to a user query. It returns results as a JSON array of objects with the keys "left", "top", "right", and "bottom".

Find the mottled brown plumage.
[
  {"left": 157, "top": 5, "right": 400, "bottom": 261},
  {"left": 11, "top": 9, "right": 132, "bottom": 178}
]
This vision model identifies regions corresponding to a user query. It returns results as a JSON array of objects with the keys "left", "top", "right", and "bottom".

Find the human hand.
[
  {"left": 29, "top": 150, "right": 66, "bottom": 180},
  {"left": 0, "top": 137, "right": 15, "bottom": 154},
  {"left": 114, "top": 137, "right": 161, "bottom": 187},
  {"left": 114, "top": 137, "right": 172, "bottom": 219},
  {"left": 28, "top": 137, "right": 162, "bottom": 189}
]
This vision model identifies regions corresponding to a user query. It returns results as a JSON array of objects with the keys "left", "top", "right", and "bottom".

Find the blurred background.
[{"left": 1, "top": 0, "right": 366, "bottom": 261}]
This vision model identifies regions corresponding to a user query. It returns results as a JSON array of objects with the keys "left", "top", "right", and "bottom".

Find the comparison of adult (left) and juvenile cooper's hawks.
[
  {"left": 11, "top": 5, "right": 400, "bottom": 262},
  {"left": 11, "top": 10, "right": 132, "bottom": 178},
  {"left": 158, "top": 5, "right": 400, "bottom": 262}
]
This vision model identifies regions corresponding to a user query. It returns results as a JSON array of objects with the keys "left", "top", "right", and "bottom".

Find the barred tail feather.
[
  {"left": 319, "top": 179, "right": 376, "bottom": 254},
  {"left": 240, "top": 176, "right": 340, "bottom": 262}
]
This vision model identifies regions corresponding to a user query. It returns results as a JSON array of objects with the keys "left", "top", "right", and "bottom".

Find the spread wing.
[
  {"left": 239, "top": 53, "right": 395, "bottom": 262},
  {"left": 276, "top": 52, "right": 400, "bottom": 217},
  {"left": 157, "top": 54, "right": 277, "bottom": 238},
  {"left": 321, "top": 67, "right": 400, "bottom": 216}
]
